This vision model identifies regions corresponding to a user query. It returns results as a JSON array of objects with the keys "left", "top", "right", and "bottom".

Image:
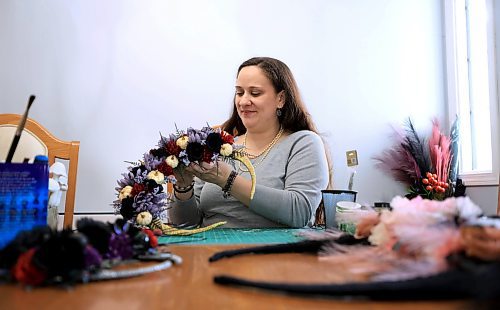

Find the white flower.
[
  {"left": 147, "top": 170, "right": 165, "bottom": 184},
  {"left": 220, "top": 143, "right": 233, "bottom": 156},
  {"left": 136, "top": 211, "right": 153, "bottom": 226},
  {"left": 119, "top": 185, "right": 133, "bottom": 201},
  {"left": 166, "top": 155, "right": 179, "bottom": 168},
  {"left": 176, "top": 136, "right": 189, "bottom": 150}
]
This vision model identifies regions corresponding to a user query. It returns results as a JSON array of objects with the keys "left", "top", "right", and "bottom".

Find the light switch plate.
[{"left": 346, "top": 150, "right": 358, "bottom": 167}]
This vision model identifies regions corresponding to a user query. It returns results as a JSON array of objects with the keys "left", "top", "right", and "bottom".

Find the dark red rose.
[
  {"left": 157, "top": 161, "right": 174, "bottom": 176},
  {"left": 221, "top": 132, "right": 234, "bottom": 144},
  {"left": 202, "top": 149, "right": 214, "bottom": 163},
  {"left": 131, "top": 183, "right": 145, "bottom": 197},
  {"left": 166, "top": 140, "right": 181, "bottom": 156}
]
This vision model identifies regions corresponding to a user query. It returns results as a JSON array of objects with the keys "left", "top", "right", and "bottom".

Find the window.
[{"left": 443, "top": 0, "right": 499, "bottom": 186}]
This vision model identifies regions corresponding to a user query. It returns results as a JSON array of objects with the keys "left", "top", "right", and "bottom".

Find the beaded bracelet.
[
  {"left": 173, "top": 181, "right": 194, "bottom": 193},
  {"left": 222, "top": 170, "right": 238, "bottom": 199}
]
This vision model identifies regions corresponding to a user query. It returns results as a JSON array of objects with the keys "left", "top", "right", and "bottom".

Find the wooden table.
[{"left": 0, "top": 245, "right": 479, "bottom": 309}]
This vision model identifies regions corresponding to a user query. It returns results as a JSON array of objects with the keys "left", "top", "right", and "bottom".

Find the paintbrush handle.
[{"left": 5, "top": 95, "right": 36, "bottom": 163}]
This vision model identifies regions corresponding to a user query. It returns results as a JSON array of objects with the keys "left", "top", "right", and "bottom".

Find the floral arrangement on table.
[
  {"left": 374, "top": 118, "right": 460, "bottom": 200},
  {"left": 112, "top": 126, "right": 255, "bottom": 236},
  {"left": 0, "top": 218, "right": 181, "bottom": 287}
]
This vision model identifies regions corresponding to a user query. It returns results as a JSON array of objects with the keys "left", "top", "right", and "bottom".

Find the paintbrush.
[{"left": 5, "top": 95, "right": 36, "bottom": 163}]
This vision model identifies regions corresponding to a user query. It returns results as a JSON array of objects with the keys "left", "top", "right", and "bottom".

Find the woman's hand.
[
  {"left": 173, "top": 167, "right": 195, "bottom": 188},
  {"left": 461, "top": 226, "right": 500, "bottom": 261},
  {"left": 185, "top": 161, "right": 233, "bottom": 188}
]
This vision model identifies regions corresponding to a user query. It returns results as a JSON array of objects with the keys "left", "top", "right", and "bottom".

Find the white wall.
[{"left": 1, "top": 0, "right": 451, "bottom": 214}]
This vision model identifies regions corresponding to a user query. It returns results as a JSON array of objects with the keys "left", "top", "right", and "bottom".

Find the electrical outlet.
[{"left": 346, "top": 150, "right": 358, "bottom": 167}]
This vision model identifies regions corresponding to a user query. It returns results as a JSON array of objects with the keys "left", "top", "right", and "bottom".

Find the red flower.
[
  {"left": 131, "top": 183, "right": 146, "bottom": 197},
  {"left": 221, "top": 132, "right": 234, "bottom": 144},
  {"left": 202, "top": 149, "right": 214, "bottom": 163},
  {"left": 157, "top": 161, "right": 174, "bottom": 176},
  {"left": 142, "top": 229, "right": 158, "bottom": 248},
  {"left": 166, "top": 140, "right": 181, "bottom": 156},
  {"left": 12, "top": 248, "right": 46, "bottom": 286}
]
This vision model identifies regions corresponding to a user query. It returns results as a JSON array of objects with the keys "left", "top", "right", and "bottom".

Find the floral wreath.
[
  {"left": 112, "top": 126, "right": 255, "bottom": 235},
  {"left": 0, "top": 218, "right": 181, "bottom": 287}
]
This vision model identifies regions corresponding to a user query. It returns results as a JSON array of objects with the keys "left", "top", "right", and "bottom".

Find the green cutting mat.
[{"left": 158, "top": 228, "right": 309, "bottom": 245}]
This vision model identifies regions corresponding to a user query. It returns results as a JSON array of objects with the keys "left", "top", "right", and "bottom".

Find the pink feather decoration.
[
  {"left": 314, "top": 196, "right": 482, "bottom": 283},
  {"left": 428, "top": 119, "right": 452, "bottom": 183},
  {"left": 374, "top": 127, "right": 422, "bottom": 185}
]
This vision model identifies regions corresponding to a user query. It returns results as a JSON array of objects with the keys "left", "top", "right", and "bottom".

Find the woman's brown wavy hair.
[{"left": 221, "top": 57, "right": 333, "bottom": 192}]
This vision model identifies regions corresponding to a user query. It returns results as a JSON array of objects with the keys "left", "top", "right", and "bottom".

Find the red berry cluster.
[{"left": 422, "top": 172, "right": 449, "bottom": 193}]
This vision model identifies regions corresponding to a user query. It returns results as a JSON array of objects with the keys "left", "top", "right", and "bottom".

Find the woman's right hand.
[{"left": 173, "top": 167, "right": 195, "bottom": 188}]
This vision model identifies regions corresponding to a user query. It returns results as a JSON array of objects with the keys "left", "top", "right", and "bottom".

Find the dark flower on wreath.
[
  {"left": 106, "top": 231, "right": 133, "bottom": 260},
  {"left": 149, "top": 147, "right": 167, "bottom": 158},
  {"left": 146, "top": 179, "right": 163, "bottom": 194},
  {"left": 84, "top": 245, "right": 103, "bottom": 269},
  {"left": 206, "top": 132, "right": 223, "bottom": 152},
  {"left": 203, "top": 149, "right": 214, "bottom": 163},
  {"left": 165, "top": 139, "right": 181, "bottom": 156},
  {"left": 131, "top": 165, "right": 147, "bottom": 177},
  {"left": 221, "top": 132, "right": 234, "bottom": 144},
  {"left": 186, "top": 142, "right": 204, "bottom": 162},
  {"left": 120, "top": 197, "right": 135, "bottom": 220},
  {"left": 156, "top": 161, "right": 174, "bottom": 176},
  {"left": 33, "top": 230, "right": 87, "bottom": 283},
  {"left": 76, "top": 218, "right": 111, "bottom": 255},
  {"left": 131, "top": 183, "right": 146, "bottom": 197}
]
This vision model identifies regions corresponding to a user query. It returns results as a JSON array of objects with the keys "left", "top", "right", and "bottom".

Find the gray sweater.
[{"left": 168, "top": 130, "right": 329, "bottom": 228}]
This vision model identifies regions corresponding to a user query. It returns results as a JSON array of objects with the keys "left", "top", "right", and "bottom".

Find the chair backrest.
[{"left": 0, "top": 113, "right": 80, "bottom": 228}]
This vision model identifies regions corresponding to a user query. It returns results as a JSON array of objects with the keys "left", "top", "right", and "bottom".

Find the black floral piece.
[
  {"left": 119, "top": 197, "right": 135, "bottom": 220},
  {"left": 186, "top": 142, "right": 204, "bottom": 162},
  {"left": 206, "top": 132, "right": 223, "bottom": 152},
  {"left": 150, "top": 148, "right": 167, "bottom": 158},
  {"left": 146, "top": 179, "right": 163, "bottom": 194}
]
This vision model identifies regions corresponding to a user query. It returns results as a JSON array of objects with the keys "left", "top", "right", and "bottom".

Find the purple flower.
[
  {"left": 84, "top": 245, "right": 103, "bottom": 269},
  {"left": 133, "top": 191, "right": 166, "bottom": 218},
  {"left": 106, "top": 232, "right": 133, "bottom": 260},
  {"left": 143, "top": 153, "right": 164, "bottom": 171}
]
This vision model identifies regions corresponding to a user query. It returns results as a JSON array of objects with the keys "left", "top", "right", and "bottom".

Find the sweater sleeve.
[
  {"left": 249, "top": 132, "right": 329, "bottom": 227},
  {"left": 167, "top": 179, "right": 204, "bottom": 227}
]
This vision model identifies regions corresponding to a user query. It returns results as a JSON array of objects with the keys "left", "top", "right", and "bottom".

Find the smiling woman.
[{"left": 168, "top": 57, "right": 332, "bottom": 228}]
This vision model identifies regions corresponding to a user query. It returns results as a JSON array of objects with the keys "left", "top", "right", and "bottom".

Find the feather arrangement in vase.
[{"left": 374, "top": 118, "right": 460, "bottom": 200}]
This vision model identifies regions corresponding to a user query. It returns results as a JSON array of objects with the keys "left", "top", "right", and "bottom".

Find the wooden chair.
[{"left": 0, "top": 113, "right": 80, "bottom": 228}]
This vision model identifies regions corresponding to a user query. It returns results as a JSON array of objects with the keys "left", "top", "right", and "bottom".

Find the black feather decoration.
[
  {"left": 0, "top": 226, "right": 52, "bottom": 269},
  {"left": 33, "top": 229, "right": 87, "bottom": 284},
  {"left": 76, "top": 218, "right": 112, "bottom": 255},
  {"left": 402, "top": 118, "right": 431, "bottom": 178}
]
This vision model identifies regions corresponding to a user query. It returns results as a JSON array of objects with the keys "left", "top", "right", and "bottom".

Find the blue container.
[{"left": 0, "top": 162, "right": 49, "bottom": 249}]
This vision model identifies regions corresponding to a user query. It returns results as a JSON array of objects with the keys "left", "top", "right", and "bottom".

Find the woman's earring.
[{"left": 276, "top": 108, "right": 282, "bottom": 117}]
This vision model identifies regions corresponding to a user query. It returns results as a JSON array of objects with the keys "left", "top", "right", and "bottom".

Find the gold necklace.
[
  {"left": 243, "top": 127, "right": 284, "bottom": 159},
  {"left": 238, "top": 127, "right": 284, "bottom": 172}
]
